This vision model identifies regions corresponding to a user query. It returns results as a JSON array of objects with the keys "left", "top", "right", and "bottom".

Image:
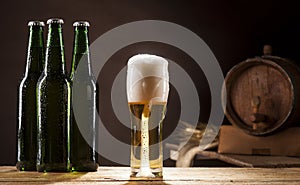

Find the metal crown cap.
[
  {"left": 28, "top": 21, "right": 45, "bottom": 27},
  {"left": 73, "top": 21, "right": 90, "bottom": 27},
  {"left": 47, "top": 18, "right": 64, "bottom": 25}
]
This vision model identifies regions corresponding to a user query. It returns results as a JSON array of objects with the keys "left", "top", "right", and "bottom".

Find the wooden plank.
[
  {"left": 221, "top": 154, "right": 300, "bottom": 167},
  {"left": 194, "top": 151, "right": 300, "bottom": 167},
  {"left": 218, "top": 125, "right": 300, "bottom": 156},
  {"left": 0, "top": 166, "right": 300, "bottom": 184}
]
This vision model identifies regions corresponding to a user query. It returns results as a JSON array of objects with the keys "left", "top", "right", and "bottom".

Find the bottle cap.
[
  {"left": 47, "top": 18, "right": 64, "bottom": 25},
  {"left": 28, "top": 21, "right": 45, "bottom": 27},
  {"left": 73, "top": 21, "right": 90, "bottom": 27}
]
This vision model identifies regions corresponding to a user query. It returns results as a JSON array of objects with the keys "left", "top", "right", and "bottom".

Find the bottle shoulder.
[
  {"left": 38, "top": 72, "right": 71, "bottom": 85},
  {"left": 70, "top": 75, "right": 97, "bottom": 83},
  {"left": 71, "top": 78, "right": 97, "bottom": 89},
  {"left": 19, "top": 73, "right": 41, "bottom": 87}
]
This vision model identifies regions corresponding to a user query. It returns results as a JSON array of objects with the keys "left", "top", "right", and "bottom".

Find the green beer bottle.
[
  {"left": 17, "top": 21, "right": 45, "bottom": 171},
  {"left": 70, "top": 21, "right": 98, "bottom": 171},
  {"left": 37, "top": 18, "right": 70, "bottom": 172}
]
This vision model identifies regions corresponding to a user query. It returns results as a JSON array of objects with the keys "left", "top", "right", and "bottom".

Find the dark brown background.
[{"left": 0, "top": 0, "right": 299, "bottom": 166}]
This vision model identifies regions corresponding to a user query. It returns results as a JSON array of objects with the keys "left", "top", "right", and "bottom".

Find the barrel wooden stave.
[{"left": 224, "top": 56, "right": 300, "bottom": 135}]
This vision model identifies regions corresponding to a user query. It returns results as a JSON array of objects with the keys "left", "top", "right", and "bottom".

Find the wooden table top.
[{"left": 0, "top": 166, "right": 300, "bottom": 184}]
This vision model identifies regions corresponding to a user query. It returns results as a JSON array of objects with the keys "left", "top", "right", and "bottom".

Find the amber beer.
[
  {"left": 129, "top": 101, "right": 166, "bottom": 175},
  {"left": 127, "top": 55, "right": 169, "bottom": 178}
]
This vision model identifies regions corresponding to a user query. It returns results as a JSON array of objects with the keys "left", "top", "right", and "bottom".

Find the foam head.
[{"left": 127, "top": 54, "right": 169, "bottom": 103}]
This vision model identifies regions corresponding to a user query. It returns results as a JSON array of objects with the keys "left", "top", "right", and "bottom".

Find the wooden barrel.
[{"left": 224, "top": 56, "right": 300, "bottom": 135}]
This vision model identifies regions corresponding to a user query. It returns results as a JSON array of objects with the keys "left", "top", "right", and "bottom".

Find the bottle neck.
[
  {"left": 45, "top": 24, "right": 66, "bottom": 74},
  {"left": 25, "top": 26, "right": 44, "bottom": 75},
  {"left": 70, "top": 26, "right": 92, "bottom": 80}
]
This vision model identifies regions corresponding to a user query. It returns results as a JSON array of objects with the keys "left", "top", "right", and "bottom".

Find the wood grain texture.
[
  {"left": 1, "top": 166, "right": 300, "bottom": 184},
  {"left": 218, "top": 125, "right": 300, "bottom": 156},
  {"left": 224, "top": 56, "right": 300, "bottom": 135}
]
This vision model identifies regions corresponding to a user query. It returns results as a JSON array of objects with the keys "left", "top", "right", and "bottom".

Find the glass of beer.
[{"left": 127, "top": 54, "right": 169, "bottom": 178}]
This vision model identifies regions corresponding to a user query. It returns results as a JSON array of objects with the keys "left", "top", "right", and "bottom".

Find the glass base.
[
  {"left": 16, "top": 161, "right": 36, "bottom": 171},
  {"left": 130, "top": 167, "right": 163, "bottom": 179}
]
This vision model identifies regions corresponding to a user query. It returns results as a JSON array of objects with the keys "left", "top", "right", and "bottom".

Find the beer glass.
[{"left": 127, "top": 54, "right": 169, "bottom": 178}]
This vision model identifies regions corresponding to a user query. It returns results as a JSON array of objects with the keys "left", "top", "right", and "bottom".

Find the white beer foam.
[{"left": 127, "top": 54, "right": 169, "bottom": 102}]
